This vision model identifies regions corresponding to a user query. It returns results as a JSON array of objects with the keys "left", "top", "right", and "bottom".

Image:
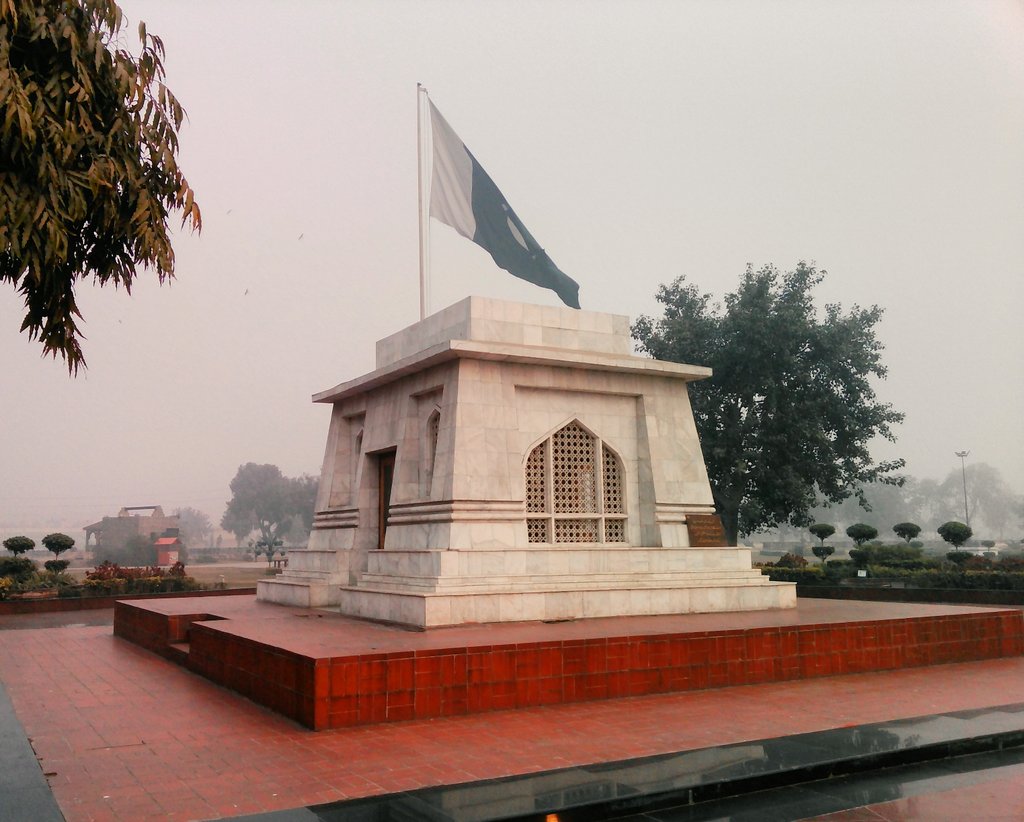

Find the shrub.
[
  {"left": 761, "top": 566, "right": 826, "bottom": 585},
  {"left": 41, "top": 532, "right": 75, "bottom": 557},
  {"left": 946, "top": 551, "right": 970, "bottom": 568},
  {"left": 812, "top": 544, "right": 835, "bottom": 564},
  {"left": 846, "top": 523, "right": 879, "bottom": 546},
  {"left": 938, "top": 521, "right": 972, "bottom": 550},
  {"left": 80, "top": 561, "right": 200, "bottom": 596},
  {"left": 775, "top": 552, "right": 809, "bottom": 568},
  {"left": 892, "top": 522, "right": 922, "bottom": 544},
  {"left": 0, "top": 556, "right": 37, "bottom": 582},
  {"left": 849, "top": 544, "right": 926, "bottom": 569},
  {"left": 44, "top": 559, "right": 70, "bottom": 574},
  {"left": 809, "top": 523, "right": 836, "bottom": 545},
  {"left": 3, "top": 535, "right": 35, "bottom": 556}
]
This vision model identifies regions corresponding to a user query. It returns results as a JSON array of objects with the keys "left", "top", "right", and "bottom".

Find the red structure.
[
  {"left": 114, "top": 595, "right": 1024, "bottom": 731},
  {"left": 154, "top": 536, "right": 182, "bottom": 566}
]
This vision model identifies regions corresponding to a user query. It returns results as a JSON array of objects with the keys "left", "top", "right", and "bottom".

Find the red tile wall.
[{"left": 115, "top": 604, "right": 1024, "bottom": 731}]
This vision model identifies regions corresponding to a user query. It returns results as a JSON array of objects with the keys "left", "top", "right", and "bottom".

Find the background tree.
[
  {"left": 808, "top": 523, "right": 836, "bottom": 564},
  {"left": 892, "top": 522, "right": 921, "bottom": 544},
  {"left": 633, "top": 262, "right": 903, "bottom": 545},
  {"left": 41, "top": 532, "right": 74, "bottom": 558},
  {"left": 938, "top": 521, "right": 972, "bottom": 552},
  {"left": 173, "top": 507, "right": 213, "bottom": 548},
  {"left": 938, "top": 463, "right": 1017, "bottom": 539},
  {"left": 1, "top": 0, "right": 201, "bottom": 371},
  {"left": 221, "top": 464, "right": 317, "bottom": 548},
  {"left": 41, "top": 532, "right": 74, "bottom": 573},
  {"left": 254, "top": 538, "right": 284, "bottom": 566},
  {"left": 3, "top": 535, "right": 35, "bottom": 556},
  {"left": 846, "top": 523, "right": 878, "bottom": 547}
]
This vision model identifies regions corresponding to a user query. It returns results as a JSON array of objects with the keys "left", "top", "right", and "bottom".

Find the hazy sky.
[{"left": 2, "top": 0, "right": 1022, "bottom": 533}]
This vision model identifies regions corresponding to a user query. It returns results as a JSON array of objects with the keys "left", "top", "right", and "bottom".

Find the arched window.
[
  {"left": 526, "top": 421, "right": 626, "bottom": 544},
  {"left": 424, "top": 408, "right": 441, "bottom": 494}
]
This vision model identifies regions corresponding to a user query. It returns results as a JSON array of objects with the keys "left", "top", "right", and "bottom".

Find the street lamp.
[{"left": 954, "top": 450, "right": 970, "bottom": 527}]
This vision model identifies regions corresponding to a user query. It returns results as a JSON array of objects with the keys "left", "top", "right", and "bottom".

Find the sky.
[{"left": 1, "top": 0, "right": 1022, "bottom": 536}]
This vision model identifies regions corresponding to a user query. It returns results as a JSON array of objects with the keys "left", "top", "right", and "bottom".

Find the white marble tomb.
[{"left": 257, "top": 296, "right": 795, "bottom": 626}]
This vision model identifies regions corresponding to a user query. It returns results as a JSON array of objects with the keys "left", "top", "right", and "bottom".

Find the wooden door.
[{"left": 377, "top": 451, "right": 395, "bottom": 550}]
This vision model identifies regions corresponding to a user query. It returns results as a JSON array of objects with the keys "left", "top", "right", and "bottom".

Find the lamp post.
[{"left": 954, "top": 450, "right": 970, "bottom": 527}]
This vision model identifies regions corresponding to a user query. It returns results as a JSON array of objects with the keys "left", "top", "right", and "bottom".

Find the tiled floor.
[{"left": 3, "top": 618, "right": 1024, "bottom": 821}]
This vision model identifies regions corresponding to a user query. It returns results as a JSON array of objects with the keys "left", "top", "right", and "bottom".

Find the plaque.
[{"left": 686, "top": 513, "right": 727, "bottom": 547}]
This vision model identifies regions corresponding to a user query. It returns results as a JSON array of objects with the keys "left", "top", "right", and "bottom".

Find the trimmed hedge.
[{"left": 761, "top": 564, "right": 1024, "bottom": 591}]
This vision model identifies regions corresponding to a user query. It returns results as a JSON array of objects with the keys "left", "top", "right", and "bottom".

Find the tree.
[
  {"left": 633, "top": 262, "right": 904, "bottom": 545},
  {"left": 41, "top": 532, "right": 74, "bottom": 557},
  {"left": 846, "top": 523, "right": 878, "bottom": 547},
  {"left": 938, "top": 521, "right": 972, "bottom": 551},
  {"left": 808, "top": 523, "right": 835, "bottom": 564},
  {"left": 173, "top": 507, "right": 213, "bottom": 548},
  {"left": 41, "top": 532, "right": 74, "bottom": 573},
  {"left": 892, "top": 522, "right": 921, "bottom": 544},
  {"left": 221, "top": 464, "right": 317, "bottom": 548},
  {"left": 1, "top": 0, "right": 201, "bottom": 372},
  {"left": 938, "top": 463, "right": 1017, "bottom": 539},
  {"left": 254, "top": 538, "right": 284, "bottom": 565},
  {"left": 3, "top": 535, "right": 34, "bottom": 556}
]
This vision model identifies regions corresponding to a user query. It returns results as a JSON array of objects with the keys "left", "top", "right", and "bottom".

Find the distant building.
[
  {"left": 153, "top": 536, "right": 183, "bottom": 566},
  {"left": 83, "top": 506, "right": 181, "bottom": 552}
]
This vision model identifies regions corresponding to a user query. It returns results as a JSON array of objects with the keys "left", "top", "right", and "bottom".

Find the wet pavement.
[{"left": 2, "top": 607, "right": 1024, "bottom": 820}]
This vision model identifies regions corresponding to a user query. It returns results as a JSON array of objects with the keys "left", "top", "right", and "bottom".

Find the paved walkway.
[{"left": 2, "top": 617, "right": 1024, "bottom": 820}]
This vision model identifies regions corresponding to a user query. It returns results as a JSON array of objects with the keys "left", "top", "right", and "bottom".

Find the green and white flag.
[{"left": 428, "top": 100, "right": 581, "bottom": 309}]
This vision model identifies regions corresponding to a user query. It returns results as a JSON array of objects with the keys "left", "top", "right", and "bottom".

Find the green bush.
[
  {"left": 3, "top": 535, "right": 35, "bottom": 556},
  {"left": 849, "top": 543, "right": 929, "bottom": 569},
  {"left": 761, "top": 566, "right": 828, "bottom": 585},
  {"left": 0, "top": 555, "right": 37, "bottom": 582},
  {"left": 44, "top": 559, "right": 70, "bottom": 574},
  {"left": 846, "top": 523, "right": 879, "bottom": 546}
]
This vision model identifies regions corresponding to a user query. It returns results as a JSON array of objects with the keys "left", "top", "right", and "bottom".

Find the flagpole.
[{"left": 416, "top": 83, "right": 430, "bottom": 320}]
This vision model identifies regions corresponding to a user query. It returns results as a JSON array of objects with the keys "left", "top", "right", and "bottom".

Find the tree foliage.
[
  {"left": 938, "top": 520, "right": 972, "bottom": 550},
  {"left": 808, "top": 523, "right": 835, "bottom": 546},
  {"left": 845, "top": 523, "right": 878, "bottom": 547},
  {"left": 3, "top": 535, "right": 35, "bottom": 555},
  {"left": 1, "top": 0, "right": 201, "bottom": 371},
  {"left": 221, "top": 464, "right": 317, "bottom": 547},
  {"left": 173, "top": 506, "right": 212, "bottom": 548},
  {"left": 633, "top": 262, "right": 904, "bottom": 545},
  {"left": 811, "top": 544, "right": 835, "bottom": 564},
  {"left": 892, "top": 522, "right": 921, "bottom": 544},
  {"left": 41, "top": 531, "right": 74, "bottom": 556}
]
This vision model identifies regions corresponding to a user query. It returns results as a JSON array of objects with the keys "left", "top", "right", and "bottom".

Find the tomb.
[{"left": 258, "top": 297, "right": 794, "bottom": 625}]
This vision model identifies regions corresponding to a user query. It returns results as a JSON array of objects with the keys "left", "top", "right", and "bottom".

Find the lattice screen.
[
  {"left": 526, "top": 443, "right": 546, "bottom": 513},
  {"left": 526, "top": 421, "right": 627, "bottom": 544},
  {"left": 552, "top": 422, "right": 598, "bottom": 513},
  {"left": 602, "top": 446, "right": 624, "bottom": 513}
]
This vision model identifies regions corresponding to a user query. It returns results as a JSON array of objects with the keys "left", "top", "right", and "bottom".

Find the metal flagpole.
[{"left": 416, "top": 83, "right": 430, "bottom": 320}]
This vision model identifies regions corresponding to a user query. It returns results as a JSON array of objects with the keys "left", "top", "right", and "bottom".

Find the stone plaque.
[{"left": 686, "top": 514, "right": 727, "bottom": 547}]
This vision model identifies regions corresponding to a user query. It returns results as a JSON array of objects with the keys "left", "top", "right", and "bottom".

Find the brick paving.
[{"left": 3, "top": 620, "right": 1024, "bottom": 821}]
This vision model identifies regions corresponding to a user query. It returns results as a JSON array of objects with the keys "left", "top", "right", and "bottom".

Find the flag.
[{"left": 428, "top": 100, "right": 581, "bottom": 309}]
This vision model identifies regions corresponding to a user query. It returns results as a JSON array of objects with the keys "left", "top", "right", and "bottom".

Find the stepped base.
[
  {"left": 337, "top": 578, "right": 795, "bottom": 627},
  {"left": 114, "top": 595, "right": 1024, "bottom": 731},
  {"left": 257, "top": 548, "right": 348, "bottom": 608}
]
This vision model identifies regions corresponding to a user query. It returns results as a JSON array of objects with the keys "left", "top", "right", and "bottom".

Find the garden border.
[{"left": 0, "top": 587, "right": 256, "bottom": 616}]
